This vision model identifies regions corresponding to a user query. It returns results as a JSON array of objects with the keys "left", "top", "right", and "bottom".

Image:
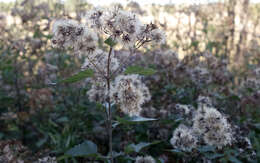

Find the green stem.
[{"left": 106, "top": 46, "right": 113, "bottom": 163}]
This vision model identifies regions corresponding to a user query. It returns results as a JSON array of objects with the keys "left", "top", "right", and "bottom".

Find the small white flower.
[
  {"left": 192, "top": 105, "right": 233, "bottom": 149},
  {"left": 87, "top": 79, "right": 108, "bottom": 103},
  {"left": 111, "top": 74, "right": 151, "bottom": 116},
  {"left": 85, "top": 7, "right": 105, "bottom": 30},
  {"left": 193, "top": 106, "right": 225, "bottom": 134},
  {"left": 203, "top": 129, "right": 233, "bottom": 149},
  {"left": 51, "top": 19, "right": 80, "bottom": 48},
  {"left": 119, "top": 34, "right": 136, "bottom": 48},
  {"left": 75, "top": 27, "right": 98, "bottom": 55},
  {"left": 170, "top": 125, "right": 197, "bottom": 151}
]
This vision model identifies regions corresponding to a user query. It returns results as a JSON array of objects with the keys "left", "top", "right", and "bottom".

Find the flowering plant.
[{"left": 51, "top": 6, "right": 165, "bottom": 162}]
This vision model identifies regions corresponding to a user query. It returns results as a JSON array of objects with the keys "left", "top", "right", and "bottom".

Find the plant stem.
[{"left": 106, "top": 46, "right": 113, "bottom": 163}]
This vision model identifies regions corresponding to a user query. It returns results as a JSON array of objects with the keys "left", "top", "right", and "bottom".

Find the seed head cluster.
[
  {"left": 111, "top": 74, "right": 151, "bottom": 116},
  {"left": 51, "top": 7, "right": 163, "bottom": 116},
  {"left": 85, "top": 7, "right": 165, "bottom": 49},
  {"left": 51, "top": 19, "right": 98, "bottom": 55},
  {"left": 193, "top": 106, "right": 233, "bottom": 148},
  {"left": 170, "top": 97, "right": 234, "bottom": 151},
  {"left": 87, "top": 78, "right": 108, "bottom": 103},
  {"left": 170, "top": 124, "right": 198, "bottom": 151}
]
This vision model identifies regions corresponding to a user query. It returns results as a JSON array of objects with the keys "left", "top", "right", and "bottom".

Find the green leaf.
[
  {"left": 168, "top": 149, "right": 185, "bottom": 155},
  {"left": 124, "top": 66, "right": 156, "bottom": 76},
  {"left": 224, "top": 149, "right": 239, "bottom": 156},
  {"left": 198, "top": 145, "right": 215, "bottom": 153},
  {"left": 125, "top": 141, "right": 161, "bottom": 153},
  {"left": 205, "top": 153, "right": 224, "bottom": 159},
  {"left": 66, "top": 140, "right": 97, "bottom": 157},
  {"left": 61, "top": 69, "right": 94, "bottom": 83},
  {"left": 56, "top": 117, "right": 69, "bottom": 123},
  {"left": 228, "top": 156, "right": 242, "bottom": 163},
  {"left": 43, "top": 34, "right": 53, "bottom": 39},
  {"left": 108, "top": 151, "right": 124, "bottom": 158},
  {"left": 112, "top": 121, "right": 120, "bottom": 128},
  {"left": 253, "top": 123, "right": 260, "bottom": 130},
  {"left": 36, "top": 135, "right": 48, "bottom": 147},
  {"left": 104, "top": 37, "right": 117, "bottom": 47},
  {"left": 116, "top": 116, "right": 157, "bottom": 125}
]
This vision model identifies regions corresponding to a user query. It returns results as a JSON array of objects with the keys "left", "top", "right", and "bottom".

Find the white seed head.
[
  {"left": 203, "top": 129, "right": 233, "bottom": 149},
  {"left": 85, "top": 7, "right": 165, "bottom": 49},
  {"left": 85, "top": 7, "right": 105, "bottom": 30},
  {"left": 111, "top": 74, "right": 151, "bottom": 116},
  {"left": 192, "top": 105, "right": 233, "bottom": 148},
  {"left": 87, "top": 79, "right": 108, "bottom": 103},
  {"left": 75, "top": 27, "right": 98, "bottom": 55},
  {"left": 170, "top": 124, "right": 197, "bottom": 151},
  {"left": 51, "top": 19, "right": 98, "bottom": 53}
]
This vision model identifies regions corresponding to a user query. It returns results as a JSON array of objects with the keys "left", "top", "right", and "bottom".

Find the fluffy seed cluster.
[
  {"left": 170, "top": 124, "right": 198, "bottom": 151},
  {"left": 111, "top": 74, "right": 151, "bottom": 116},
  {"left": 86, "top": 78, "right": 108, "bottom": 103},
  {"left": 135, "top": 156, "right": 156, "bottom": 163},
  {"left": 171, "top": 97, "right": 234, "bottom": 151},
  {"left": 51, "top": 7, "right": 164, "bottom": 117},
  {"left": 51, "top": 19, "right": 98, "bottom": 56},
  {"left": 85, "top": 7, "right": 165, "bottom": 48},
  {"left": 192, "top": 106, "right": 233, "bottom": 149},
  {"left": 85, "top": 7, "right": 105, "bottom": 30}
]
